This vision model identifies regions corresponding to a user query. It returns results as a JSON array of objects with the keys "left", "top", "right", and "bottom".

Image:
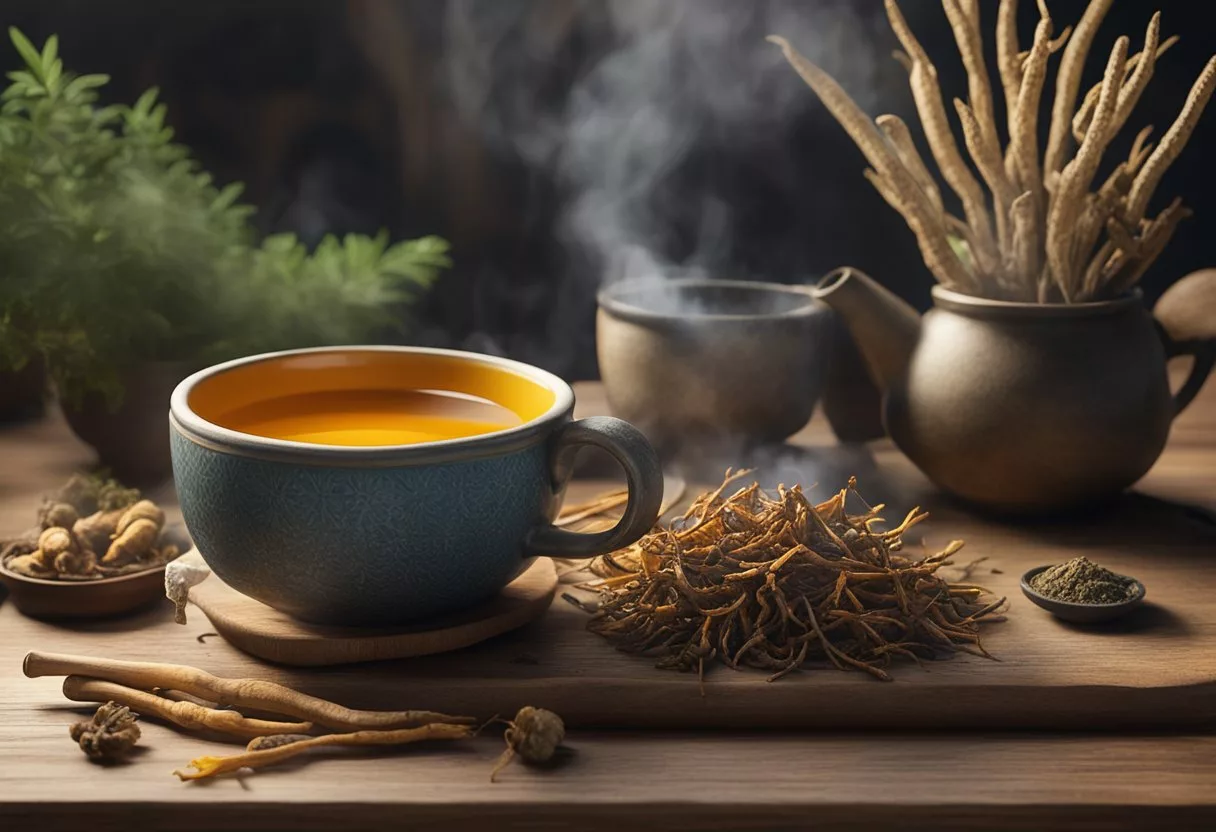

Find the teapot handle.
[{"left": 1153, "top": 269, "right": 1216, "bottom": 415}]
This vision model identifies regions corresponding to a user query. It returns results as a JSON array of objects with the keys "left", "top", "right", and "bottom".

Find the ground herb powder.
[{"left": 1029, "top": 557, "right": 1139, "bottom": 605}]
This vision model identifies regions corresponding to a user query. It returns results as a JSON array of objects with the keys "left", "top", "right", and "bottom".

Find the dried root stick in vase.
[{"left": 769, "top": 0, "right": 1216, "bottom": 302}]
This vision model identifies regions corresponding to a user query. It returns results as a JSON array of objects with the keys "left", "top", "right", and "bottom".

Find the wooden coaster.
[{"left": 188, "top": 558, "right": 558, "bottom": 667}]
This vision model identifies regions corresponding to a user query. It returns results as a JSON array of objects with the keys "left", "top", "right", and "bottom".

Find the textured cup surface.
[{"left": 170, "top": 346, "right": 661, "bottom": 626}]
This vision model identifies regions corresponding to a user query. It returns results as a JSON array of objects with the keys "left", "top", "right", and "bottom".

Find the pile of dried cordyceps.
[{"left": 587, "top": 472, "right": 1004, "bottom": 682}]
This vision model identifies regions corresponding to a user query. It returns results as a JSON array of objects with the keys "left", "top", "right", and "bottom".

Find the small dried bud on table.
[
  {"left": 492, "top": 706, "right": 566, "bottom": 782},
  {"left": 70, "top": 702, "right": 141, "bottom": 762}
]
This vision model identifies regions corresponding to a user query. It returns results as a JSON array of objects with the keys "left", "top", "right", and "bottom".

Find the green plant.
[{"left": 0, "top": 29, "right": 449, "bottom": 408}]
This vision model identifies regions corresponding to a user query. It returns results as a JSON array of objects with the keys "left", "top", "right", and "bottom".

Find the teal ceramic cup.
[{"left": 169, "top": 346, "right": 663, "bottom": 625}]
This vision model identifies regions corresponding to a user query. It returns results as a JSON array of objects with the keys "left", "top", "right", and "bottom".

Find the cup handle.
[{"left": 524, "top": 416, "right": 664, "bottom": 559}]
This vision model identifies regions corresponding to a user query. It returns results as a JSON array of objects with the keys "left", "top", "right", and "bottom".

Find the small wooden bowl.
[
  {"left": 0, "top": 526, "right": 190, "bottom": 620},
  {"left": 0, "top": 562, "right": 170, "bottom": 620},
  {"left": 1020, "top": 565, "right": 1146, "bottom": 624}
]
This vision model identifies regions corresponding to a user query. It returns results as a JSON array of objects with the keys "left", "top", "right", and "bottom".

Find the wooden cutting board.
[{"left": 157, "top": 479, "right": 1216, "bottom": 732}]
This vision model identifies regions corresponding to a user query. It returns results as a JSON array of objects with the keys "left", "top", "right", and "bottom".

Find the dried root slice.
[
  {"left": 24, "top": 652, "right": 476, "bottom": 732},
  {"left": 1044, "top": 0, "right": 1115, "bottom": 177},
  {"left": 63, "top": 676, "right": 314, "bottom": 740},
  {"left": 174, "top": 722, "right": 475, "bottom": 781},
  {"left": 1126, "top": 55, "right": 1216, "bottom": 225}
]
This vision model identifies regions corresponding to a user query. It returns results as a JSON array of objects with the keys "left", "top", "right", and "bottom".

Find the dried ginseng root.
[
  {"left": 70, "top": 701, "right": 141, "bottom": 762},
  {"left": 25, "top": 651, "right": 474, "bottom": 732},
  {"left": 586, "top": 472, "right": 1005, "bottom": 683},
  {"left": 174, "top": 723, "right": 476, "bottom": 781},
  {"left": 490, "top": 706, "right": 566, "bottom": 782}
]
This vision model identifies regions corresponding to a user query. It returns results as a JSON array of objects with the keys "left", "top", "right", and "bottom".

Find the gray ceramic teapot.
[{"left": 814, "top": 267, "right": 1216, "bottom": 514}]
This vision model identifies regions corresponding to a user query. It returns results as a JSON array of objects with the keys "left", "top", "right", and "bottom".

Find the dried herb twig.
[
  {"left": 25, "top": 652, "right": 473, "bottom": 731},
  {"left": 63, "top": 676, "right": 313, "bottom": 739},
  {"left": 174, "top": 722, "right": 475, "bottom": 781}
]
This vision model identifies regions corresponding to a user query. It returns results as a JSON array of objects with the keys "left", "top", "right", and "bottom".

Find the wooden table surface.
[{"left": 2, "top": 380, "right": 1215, "bottom": 830}]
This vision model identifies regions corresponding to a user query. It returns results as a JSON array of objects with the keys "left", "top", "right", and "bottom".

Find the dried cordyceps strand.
[
  {"left": 586, "top": 474, "right": 1005, "bottom": 683},
  {"left": 70, "top": 701, "right": 141, "bottom": 761},
  {"left": 175, "top": 722, "right": 475, "bottom": 781}
]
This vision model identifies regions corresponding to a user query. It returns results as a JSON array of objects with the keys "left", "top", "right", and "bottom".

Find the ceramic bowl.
[
  {"left": 1019, "top": 565, "right": 1146, "bottom": 624},
  {"left": 169, "top": 346, "right": 663, "bottom": 626},
  {"left": 596, "top": 278, "right": 832, "bottom": 456}
]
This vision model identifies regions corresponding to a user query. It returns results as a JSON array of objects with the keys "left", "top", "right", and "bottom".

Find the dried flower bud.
[
  {"left": 491, "top": 706, "right": 566, "bottom": 782},
  {"left": 70, "top": 702, "right": 141, "bottom": 761}
]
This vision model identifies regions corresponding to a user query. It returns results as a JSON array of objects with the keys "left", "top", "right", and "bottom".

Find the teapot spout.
[{"left": 813, "top": 267, "right": 921, "bottom": 393}]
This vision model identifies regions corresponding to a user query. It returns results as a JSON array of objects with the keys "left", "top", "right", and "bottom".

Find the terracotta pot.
[
  {"left": 62, "top": 362, "right": 195, "bottom": 486},
  {"left": 0, "top": 358, "right": 47, "bottom": 423}
]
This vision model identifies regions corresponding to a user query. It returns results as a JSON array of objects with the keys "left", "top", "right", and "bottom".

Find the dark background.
[{"left": 5, "top": 0, "right": 1213, "bottom": 380}]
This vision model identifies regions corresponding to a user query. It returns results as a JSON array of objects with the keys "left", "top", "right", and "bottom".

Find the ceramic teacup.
[{"left": 169, "top": 346, "right": 663, "bottom": 625}]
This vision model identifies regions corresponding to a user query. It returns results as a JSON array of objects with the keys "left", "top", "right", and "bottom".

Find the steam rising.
[{"left": 444, "top": 0, "right": 895, "bottom": 288}]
